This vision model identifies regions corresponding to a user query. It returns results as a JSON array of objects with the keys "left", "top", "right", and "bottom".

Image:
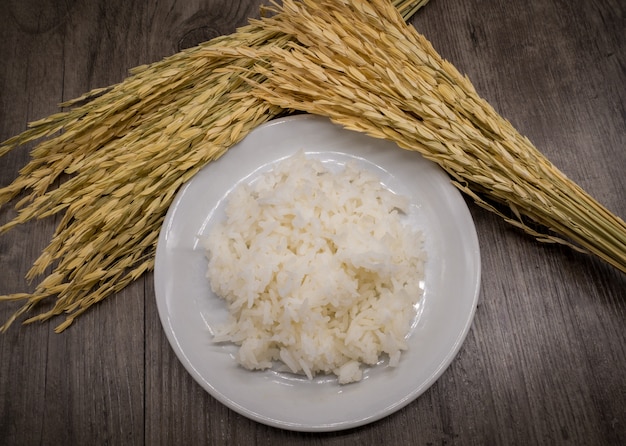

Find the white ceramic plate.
[{"left": 154, "top": 115, "right": 481, "bottom": 432}]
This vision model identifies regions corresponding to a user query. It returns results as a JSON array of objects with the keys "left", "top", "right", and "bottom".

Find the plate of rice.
[{"left": 154, "top": 114, "right": 481, "bottom": 432}]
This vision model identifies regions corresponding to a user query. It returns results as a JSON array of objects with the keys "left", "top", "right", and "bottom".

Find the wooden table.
[{"left": 1, "top": 0, "right": 624, "bottom": 444}]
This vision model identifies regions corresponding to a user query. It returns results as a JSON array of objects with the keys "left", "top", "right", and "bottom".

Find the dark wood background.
[{"left": 1, "top": 0, "right": 624, "bottom": 444}]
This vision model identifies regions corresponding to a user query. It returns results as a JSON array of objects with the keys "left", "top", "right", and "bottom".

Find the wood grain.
[{"left": 1, "top": 0, "right": 624, "bottom": 444}]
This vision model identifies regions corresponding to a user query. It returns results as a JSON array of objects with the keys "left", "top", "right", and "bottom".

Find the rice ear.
[
  {"left": 232, "top": 0, "right": 626, "bottom": 273},
  {"left": 0, "top": 1, "right": 431, "bottom": 331}
]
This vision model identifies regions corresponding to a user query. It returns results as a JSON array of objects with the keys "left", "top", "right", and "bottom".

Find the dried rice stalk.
[
  {"left": 0, "top": 1, "right": 429, "bottom": 332},
  {"left": 219, "top": 0, "right": 625, "bottom": 274}
]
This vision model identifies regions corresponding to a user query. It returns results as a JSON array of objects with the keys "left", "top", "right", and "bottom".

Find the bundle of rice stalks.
[
  {"left": 0, "top": 0, "right": 428, "bottom": 332},
  {"left": 221, "top": 0, "right": 626, "bottom": 273}
]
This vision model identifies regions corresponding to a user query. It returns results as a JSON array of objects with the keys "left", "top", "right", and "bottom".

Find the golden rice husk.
[
  {"left": 221, "top": 0, "right": 626, "bottom": 273},
  {"left": 0, "top": 1, "right": 430, "bottom": 332}
]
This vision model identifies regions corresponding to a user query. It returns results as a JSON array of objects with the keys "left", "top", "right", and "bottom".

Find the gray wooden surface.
[{"left": 1, "top": 0, "right": 624, "bottom": 444}]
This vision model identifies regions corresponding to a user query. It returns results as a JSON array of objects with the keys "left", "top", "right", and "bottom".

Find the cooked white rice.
[{"left": 203, "top": 151, "right": 426, "bottom": 384}]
